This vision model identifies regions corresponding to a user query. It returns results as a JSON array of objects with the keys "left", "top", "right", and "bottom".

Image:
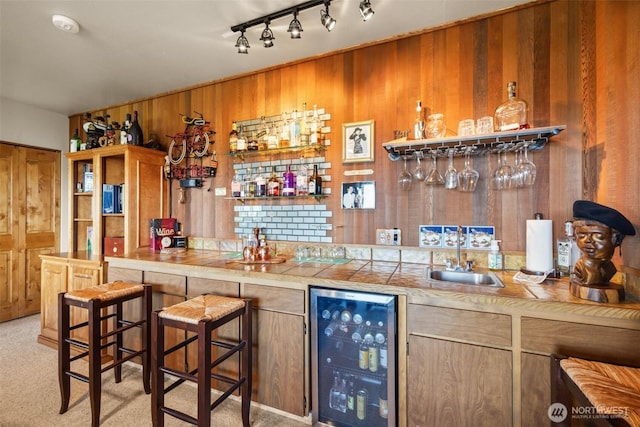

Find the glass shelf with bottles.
[
  {"left": 226, "top": 143, "right": 326, "bottom": 160},
  {"left": 225, "top": 194, "right": 327, "bottom": 202},
  {"left": 383, "top": 125, "right": 566, "bottom": 161}
]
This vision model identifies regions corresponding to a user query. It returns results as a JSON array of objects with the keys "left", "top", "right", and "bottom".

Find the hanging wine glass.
[
  {"left": 398, "top": 157, "right": 413, "bottom": 191},
  {"left": 457, "top": 152, "right": 479, "bottom": 192},
  {"left": 512, "top": 149, "right": 524, "bottom": 187},
  {"left": 424, "top": 154, "right": 444, "bottom": 185},
  {"left": 413, "top": 152, "right": 426, "bottom": 181},
  {"left": 444, "top": 150, "right": 458, "bottom": 190},
  {"left": 518, "top": 145, "right": 537, "bottom": 186},
  {"left": 492, "top": 151, "right": 513, "bottom": 190}
]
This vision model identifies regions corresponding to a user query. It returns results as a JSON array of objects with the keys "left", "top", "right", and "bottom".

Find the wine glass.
[
  {"left": 424, "top": 155, "right": 444, "bottom": 185},
  {"left": 444, "top": 150, "right": 458, "bottom": 189},
  {"left": 517, "top": 145, "right": 537, "bottom": 186},
  {"left": 457, "top": 152, "right": 479, "bottom": 192},
  {"left": 492, "top": 151, "right": 513, "bottom": 190},
  {"left": 413, "top": 152, "right": 426, "bottom": 181},
  {"left": 398, "top": 158, "right": 413, "bottom": 191}
]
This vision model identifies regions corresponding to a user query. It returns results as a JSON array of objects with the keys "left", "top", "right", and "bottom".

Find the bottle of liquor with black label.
[{"left": 128, "top": 110, "right": 144, "bottom": 146}]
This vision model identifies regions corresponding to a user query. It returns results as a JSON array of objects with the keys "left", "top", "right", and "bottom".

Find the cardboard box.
[
  {"left": 150, "top": 218, "right": 177, "bottom": 251},
  {"left": 104, "top": 237, "right": 125, "bottom": 255}
]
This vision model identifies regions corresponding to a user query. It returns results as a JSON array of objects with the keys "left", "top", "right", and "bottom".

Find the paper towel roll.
[{"left": 526, "top": 219, "right": 554, "bottom": 273}]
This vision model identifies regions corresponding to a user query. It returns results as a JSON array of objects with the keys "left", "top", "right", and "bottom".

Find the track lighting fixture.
[
  {"left": 320, "top": 2, "right": 336, "bottom": 32},
  {"left": 287, "top": 10, "right": 303, "bottom": 39},
  {"left": 235, "top": 29, "right": 250, "bottom": 54},
  {"left": 359, "top": 1, "right": 374, "bottom": 21},
  {"left": 260, "top": 21, "right": 275, "bottom": 48}
]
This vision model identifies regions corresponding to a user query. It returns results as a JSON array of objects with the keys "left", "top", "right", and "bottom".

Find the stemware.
[
  {"left": 492, "top": 151, "right": 514, "bottom": 190},
  {"left": 444, "top": 151, "right": 458, "bottom": 189},
  {"left": 424, "top": 155, "right": 444, "bottom": 185},
  {"left": 457, "top": 152, "right": 479, "bottom": 192},
  {"left": 517, "top": 145, "right": 537, "bottom": 186},
  {"left": 398, "top": 157, "right": 413, "bottom": 191},
  {"left": 413, "top": 152, "right": 426, "bottom": 181}
]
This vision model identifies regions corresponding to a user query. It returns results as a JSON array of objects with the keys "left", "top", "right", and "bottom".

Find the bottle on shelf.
[
  {"left": 356, "top": 388, "right": 368, "bottom": 421},
  {"left": 255, "top": 166, "right": 266, "bottom": 197},
  {"left": 290, "top": 110, "right": 300, "bottom": 147},
  {"left": 279, "top": 112, "right": 290, "bottom": 148},
  {"left": 347, "top": 377, "right": 356, "bottom": 412},
  {"left": 494, "top": 81, "right": 529, "bottom": 131},
  {"left": 351, "top": 327, "right": 364, "bottom": 342},
  {"left": 557, "top": 220, "right": 581, "bottom": 277},
  {"left": 229, "top": 121, "right": 238, "bottom": 152},
  {"left": 358, "top": 340, "right": 369, "bottom": 370},
  {"left": 282, "top": 164, "right": 296, "bottom": 196},
  {"left": 244, "top": 167, "right": 256, "bottom": 197},
  {"left": 231, "top": 169, "right": 242, "bottom": 197},
  {"left": 296, "top": 159, "right": 308, "bottom": 196},
  {"left": 379, "top": 338, "right": 388, "bottom": 369},
  {"left": 236, "top": 125, "right": 247, "bottom": 152},
  {"left": 267, "top": 166, "right": 280, "bottom": 197},
  {"left": 379, "top": 379, "right": 389, "bottom": 419},
  {"left": 368, "top": 340, "right": 379, "bottom": 372},
  {"left": 70, "top": 128, "right": 81, "bottom": 152},
  {"left": 324, "top": 321, "right": 340, "bottom": 337},
  {"left": 310, "top": 104, "right": 321, "bottom": 145},
  {"left": 128, "top": 110, "right": 144, "bottom": 146},
  {"left": 308, "top": 164, "right": 322, "bottom": 196},
  {"left": 267, "top": 122, "right": 279, "bottom": 149},
  {"left": 414, "top": 100, "right": 425, "bottom": 139},
  {"left": 248, "top": 131, "right": 258, "bottom": 151},
  {"left": 329, "top": 373, "right": 341, "bottom": 410},
  {"left": 299, "top": 103, "right": 309, "bottom": 145},
  {"left": 322, "top": 303, "right": 341, "bottom": 320},
  {"left": 338, "top": 378, "right": 348, "bottom": 413}
]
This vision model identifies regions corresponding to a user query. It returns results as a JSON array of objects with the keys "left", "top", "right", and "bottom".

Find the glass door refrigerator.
[{"left": 310, "top": 287, "right": 396, "bottom": 426}]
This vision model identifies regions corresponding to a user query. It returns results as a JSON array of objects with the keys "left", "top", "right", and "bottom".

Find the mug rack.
[{"left": 382, "top": 125, "right": 566, "bottom": 160}]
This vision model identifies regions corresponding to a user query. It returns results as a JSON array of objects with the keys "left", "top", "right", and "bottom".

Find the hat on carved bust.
[{"left": 573, "top": 200, "right": 636, "bottom": 239}]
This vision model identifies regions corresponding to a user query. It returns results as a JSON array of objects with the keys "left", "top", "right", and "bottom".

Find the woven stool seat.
[
  {"left": 64, "top": 281, "right": 145, "bottom": 302},
  {"left": 560, "top": 357, "right": 640, "bottom": 426},
  {"left": 158, "top": 294, "right": 246, "bottom": 325}
]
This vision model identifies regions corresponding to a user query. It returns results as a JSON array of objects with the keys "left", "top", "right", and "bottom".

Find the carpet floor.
[{"left": 0, "top": 314, "right": 310, "bottom": 427}]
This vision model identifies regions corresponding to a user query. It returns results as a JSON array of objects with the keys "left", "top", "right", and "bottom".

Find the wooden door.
[{"left": 0, "top": 142, "right": 60, "bottom": 322}]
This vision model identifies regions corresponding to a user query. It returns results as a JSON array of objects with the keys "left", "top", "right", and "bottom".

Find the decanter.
[{"left": 494, "top": 81, "right": 529, "bottom": 131}]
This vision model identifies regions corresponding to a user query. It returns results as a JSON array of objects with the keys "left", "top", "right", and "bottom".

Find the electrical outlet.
[{"left": 376, "top": 228, "right": 401, "bottom": 246}]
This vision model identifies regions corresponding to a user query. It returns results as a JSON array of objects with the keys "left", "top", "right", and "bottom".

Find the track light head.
[
  {"left": 359, "top": 1, "right": 374, "bottom": 21},
  {"left": 320, "top": 3, "right": 336, "bottom": 32},
  {"left": 235, "top": 29, "right": 250, "bottom": 54},
  {"left": 287, "top": 10, "right": 303, "bottom": 39},
  {"left": 260, "top": 21, "right": 275, "bottom": 48}
]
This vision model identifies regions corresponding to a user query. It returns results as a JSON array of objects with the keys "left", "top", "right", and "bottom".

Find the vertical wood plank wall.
[{"left": 69, "top": 0, "right": 640, "bottom": 272}]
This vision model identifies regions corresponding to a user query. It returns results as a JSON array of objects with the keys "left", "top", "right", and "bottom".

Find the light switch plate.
[{"left": 376, "top": 228, "right": 401, "bottom": 246}]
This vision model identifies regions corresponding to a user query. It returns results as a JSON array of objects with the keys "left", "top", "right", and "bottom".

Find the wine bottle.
[
  {"left": 494, "top": 81, "right": 529, "bottom": 131},
  {"left": 128, "top": 110, "right": 144, "bottom": 146},
  {"left": 229, "top": 121, "right": 238, "bottom": 152},
  {"left": 70, "top": 128, "right": 81, "bottom": 152},
  {"left": 308, "top": 164, "right": 322, "bottom": 196}
]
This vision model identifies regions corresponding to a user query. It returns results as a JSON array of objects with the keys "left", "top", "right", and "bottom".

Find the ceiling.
[{"left": 1, "top": 0, "right": 531, "bottom": 117}]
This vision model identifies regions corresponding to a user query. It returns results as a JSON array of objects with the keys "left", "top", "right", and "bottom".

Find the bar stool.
[
  {"left": 551, "top": 354, "right": 640, "bottom": 426},
  {"left": 151, "top": 294, "right": 252, "bottom": 427},
  {"left": 58, "top": 281, "right": 152, "bottom": 427}
]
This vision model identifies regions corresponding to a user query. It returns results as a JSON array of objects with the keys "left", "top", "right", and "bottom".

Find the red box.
[
  {"left": 104, "top": 237, "right": 125, "bottom": 256},
  {"left": 150, "top": 218, "right": 177, "bottom": 251}
]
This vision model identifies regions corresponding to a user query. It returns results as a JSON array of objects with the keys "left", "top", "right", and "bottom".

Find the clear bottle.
[
  {"left": 296, "top": 159, "right": 308, "bottom": 196},
  {"left": 245, "top": 167, "right": 256, "bottom": 197},
  {"left": 329, "top": 374, "right": 341, "bottom": 410},
  {"left": 414, "top": 100, "right": 425, "bottom": 139},
  {"left": 494, "top": 81, "right": 529, "bottom": 131},
  {"left": 267, "top": 166, "right": 280, "bottom": 197},
  {"left": 282, "top": 164, "right": 296, "bottom": 196},
  {"left": 290, "top": 110, "right": 300, "bottom": 147},
  {"left": 267, "top": 122, "right": 279, "bottom": 149},
  {"left": 70, "top": 128, "right": 81, "bottom": 152},
  {"left": 128, "top": 110, "right": 144, "bottom": 146},
  {"left": 488, "top": 240, "right": 504, "bottom": 271},
  {"left": 425, "top": 113, "right": 446, "bottom": 138},
  {"left": 338, "top": 378, "right": 347, "bottom": 413},
  {"left": 231, "top": 169, "right": 242, "bottom": 197},
  {"left": 236, "top": 125, "right": 247, "bottom": 152},
  {"left": 310, "top": 104, "right": 321, "bottom": 145},
  {"left": 557, "top": 220, "right": 581, "bottom": 277},
  {"left": 229, "top": 121, "right": 238, "bottom": 152},
  {"left": 255, "top": 166, "right": 266, "bottom": 197},
  {"left": 279, "top": 112, "right": 290, "bottom": 148},
  {"left": 299, "top": 103, "right": 309, "bottom": 145}
]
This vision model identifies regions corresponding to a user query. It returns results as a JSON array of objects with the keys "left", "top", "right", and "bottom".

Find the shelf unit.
[
  {"left": 66, "top": 144, "right": 168, "bottom": 256},
  {"left": 382, "top": 125, "right": 566, "bottom": 160},
  {"left": 226, "top": 143, "right": 326, "bottom": 161}
]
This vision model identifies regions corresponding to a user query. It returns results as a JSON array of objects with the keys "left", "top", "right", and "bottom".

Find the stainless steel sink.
[{"left": 426, "top": 268, "right": 504, "bottom": 288}]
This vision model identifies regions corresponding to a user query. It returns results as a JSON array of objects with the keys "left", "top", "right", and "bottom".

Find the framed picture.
[
  {"left": 341, "top": 181, "right": 375, "bottom": 209},
  {"left": 342, "top": 120, "right": 374, "bottom": 163}
]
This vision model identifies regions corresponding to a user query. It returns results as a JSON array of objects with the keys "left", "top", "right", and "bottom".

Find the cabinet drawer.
[
  {"left": 521, "top": 317, "right": 640, "bottom": 367},
  {"left": 187, "top": 277, "right": 240, "bottom": 298},
  {"left": 144, "top": 271, "right": 186, "bottom": 296},
  {"left": 407, "top": 304, "right": 511, "bottom": 347},
  {"left": 107, "top": 266, "right": 143, "bottom": 283},
  {"left": 242, "top": 283, "right": 305, "bottom": 314}
]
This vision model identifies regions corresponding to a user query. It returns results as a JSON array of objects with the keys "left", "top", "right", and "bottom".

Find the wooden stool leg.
[
  {"left": 142, "top": 286, "right": 152, "bottom": 394},
  {"left": 115, "top": 301, "right": 123, "bottom": 383},
  {"left": 241, "top": 301, "right": 252, "bottom": 427},
  {"left": 151, "top": 311, "right": 164, "bottom": 427},
  {"left": 88, "top": 301, "right": 102, "bottom": 427},
  {"left": 198, "top": 320, "right": 212, "bottom": 427},
  {"left": 58, "top": 293, "right": 71, "bottom": 414}
]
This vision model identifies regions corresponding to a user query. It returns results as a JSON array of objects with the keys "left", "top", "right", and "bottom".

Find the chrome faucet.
[{"left": 446, "top": 225, "right": 469, "bottom": 272}]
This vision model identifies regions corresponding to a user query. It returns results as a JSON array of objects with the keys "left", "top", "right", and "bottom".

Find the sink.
[{"left": 426, "top": 268, "right": 504, "bottom": 288}]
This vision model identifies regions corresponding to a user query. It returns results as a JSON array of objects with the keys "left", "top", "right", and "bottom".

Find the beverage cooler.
[{"left": 310, "top": 287, "right": 397, "bottom": 426}]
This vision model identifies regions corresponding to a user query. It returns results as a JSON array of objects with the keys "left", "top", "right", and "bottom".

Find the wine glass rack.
[{"left": 383, "top": 125, "right": 566, "bottom": 161}]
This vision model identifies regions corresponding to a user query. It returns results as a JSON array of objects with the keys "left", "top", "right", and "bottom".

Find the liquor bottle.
[
  {"left": 279, "top": 112, "right": 290, "bottom": 148},
  {"left": 229, "top": 121, "right": 238, "bottom": 152},
  {"left": 494, "top": 81, "right": 529, "bottom": 131},
  {"left": 310, "top": 104, "right": 321, "bottom": 145},
  {"left": 338, "top": 378, "right": 348, "bottom": 413},
  {"left": 347, "top": 377, "right": 356, "bottom": 412},
  {"left": 231, "top": 169, "right": 242, "bottom": 197},
  {"left": 255, "top": 166, "right": 266, "bottom": 197},
  {"left": 290, "top": 110, "right": 300, "bottom": 147},
  {"left": 236, "top": 125, "right": 247, "bottom": 152},
  {"left": 379, "top": 338, "right": 388, "bottom": 369},
  {"left": 299, "top": 103, "right": 309, "bottom": 145},
  {"left": 329, "top": 374, "right": 341, "bottom": 410},
  {"left": 414, "top": 100, "right": 425, "bottom": 139},
  {"left": 282, "top": 164, "right": 295, "bottom": 196},
  {"left": 368, "top": 341, "right": 379, "bottom": 372},
  {"left": 356, "top": 388, "right": 368, "bottom": 421},
  {"left": 267, "top": 123, "right": 279, "bottom": 149},
  {"left": 557, "top": 220, "right": 581, "bottom": 277},
  {"left": 296, "top": 160, "right": 308, "bottom": 196},
  {"left": 244, "top": 167, "right": 256, "bottom": 197},
  {"left": 70, "top": 128, "right": 81, "bottom": 152},
  {"left": 120, "top": 114, "right": 131, "bottom": 144},
  {"left": 128, "top": 110, "right": 144, "bottom": 146},
  {"left": 267, "top": 167, "right": 280, "bottom": 197},
  {"left": 247, "top": 131, "right": 258, "bottom": 151},
  {"left": 308, "top": 164, "right": 322, "bottom": 196},
  {"left": 379, "top": 379, "right": 389, "bottom": 419}
]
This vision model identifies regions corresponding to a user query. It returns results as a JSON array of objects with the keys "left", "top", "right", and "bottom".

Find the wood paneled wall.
[{"left": 69, "top": 0, "right": 640, "bottom": 271}]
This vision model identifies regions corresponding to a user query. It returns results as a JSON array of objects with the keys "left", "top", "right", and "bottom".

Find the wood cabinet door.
[
  {"left": 0, "top": 144, "right": 19, "bottom": 321},
  {"left": 38, "top": 258, "right": 68, "bottom": 342},
  {"left": 407, "top": 335, "right": 512, "bottom": 427}
]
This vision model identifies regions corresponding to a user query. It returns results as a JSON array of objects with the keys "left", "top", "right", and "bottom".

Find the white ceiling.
[{"left": 0, "top": 0, "right": 531, "bottom": 117}]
